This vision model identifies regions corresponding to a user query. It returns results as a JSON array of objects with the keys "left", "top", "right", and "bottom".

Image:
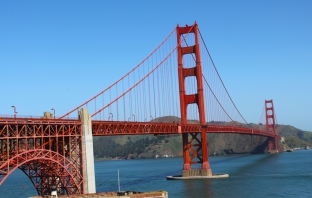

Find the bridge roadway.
[
  {"left": 0, "top": 117, "right": 277, "bottom": 138},
  {"left": 0, "top": 116, "right": 278, "bottom": 194}
]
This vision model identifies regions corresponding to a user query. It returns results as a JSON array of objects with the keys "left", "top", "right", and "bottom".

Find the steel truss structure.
[
  {"left": 0, "top": 118, "right": 83, "bottom": 195},
  {"left": 91, "top": 121, "right": 277, "bottom": 137}
]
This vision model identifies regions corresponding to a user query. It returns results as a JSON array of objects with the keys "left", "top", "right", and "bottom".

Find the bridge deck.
[{"left": 0, "top": 117, "right": 277, "bottom": 138}]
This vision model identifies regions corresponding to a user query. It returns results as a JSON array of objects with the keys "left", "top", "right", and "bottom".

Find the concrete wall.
[{"left": 79, "top": 108, "right": 96, "bottom": 194}]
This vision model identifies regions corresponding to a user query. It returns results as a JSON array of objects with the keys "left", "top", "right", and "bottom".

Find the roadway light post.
[
  {"left": 51, "top": 108, "right": 55, "bottom": 119},
  {"left": 150, "top": 116, "right": 153, "bottom": 122},
  {"left": 11, "top": 106, "right": 17, "bottom": 119},
  {"left": 110, "top": 113, "right": 113, "bottom": 121},
  {"left": 132, "top": 114, "right": 135, "bottom": 122}
]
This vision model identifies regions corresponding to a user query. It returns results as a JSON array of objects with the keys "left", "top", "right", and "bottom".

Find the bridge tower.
[
  {"left": 177, "top": 23, "right": 212, "bottom": 177},
  {"left": 265, "top": 100, "right": 279, "bottom": 153}
]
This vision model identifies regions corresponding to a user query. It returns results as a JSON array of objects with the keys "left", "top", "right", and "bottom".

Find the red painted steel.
[
  {"left": 265, "top": 100, "right": 279, "bottom": 152},
  {"left": 91, "top": 121, "right": 277, "bottom": 137},
  {"left": 177, "top": 22, "right": 210, "bottom": 171},
  {"left": 0, "top": 118, "right": 83, "bottom": 195}
]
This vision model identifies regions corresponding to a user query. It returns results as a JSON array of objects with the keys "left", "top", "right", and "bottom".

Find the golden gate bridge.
[{"left": 0, "top": 22, "right": 279, "bottom": 196}]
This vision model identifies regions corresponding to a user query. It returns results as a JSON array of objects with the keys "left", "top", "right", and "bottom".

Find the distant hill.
[
  {"left": 93, "top": 116, "right": 312, "bottom": 159},
  {"left": 276, "top": 124, "right": 312, "bottom": 148}
]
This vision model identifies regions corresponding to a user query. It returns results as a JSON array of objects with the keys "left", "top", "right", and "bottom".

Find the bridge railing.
[{"left": 0, "top": 114, "right": 78, "bottom": 120}]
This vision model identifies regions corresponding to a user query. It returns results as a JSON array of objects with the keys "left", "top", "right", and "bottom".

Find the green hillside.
[{"left": 277, "top": 124, "right": 312, "bottom": 148}]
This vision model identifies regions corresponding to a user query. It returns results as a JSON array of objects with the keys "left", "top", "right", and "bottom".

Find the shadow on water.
[
  {"left": 181, "top": 179, "right": 214, "bottom": 198},
  {"left": 230, "top": 153, "right": 280, "bottom": 175},
  {"left": 96, "top": 154, "right": 283, "bottom": 195},
  {"left": 210, "top": 154, "right": 252, "bottom": 165},
  {"left": 109, "top": 154, "right": 279, "bottom": 192}
]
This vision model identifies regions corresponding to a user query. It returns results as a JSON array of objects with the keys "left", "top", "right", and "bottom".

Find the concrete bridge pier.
[
  {"left": 79, "top": 108, "right": 96, "bottom": 194},
  {"left": 267, "top": 137, "right": 279, "bottom": 153}
]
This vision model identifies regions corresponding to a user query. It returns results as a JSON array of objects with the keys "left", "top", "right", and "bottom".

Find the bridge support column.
[
  {"left": 265, "top": 100, "right": 279, "bottom": 153},
  {"left": 182, "top": 133, "right": 191, "bottom": 177},
  {"left": 177, "top": 23, "right": 213, "bottom": 177},
  {"left": 200, "top": 128, "right": 212, "bottom": 176},
  {"left": 79, "top": 108, "right": 96, "bottom": 194},
  {"left": 181, "top": 131, "right": 212, "bottom": 177},
  {"left": 268, "top": 137, "right": 279, "bottom": 153}
]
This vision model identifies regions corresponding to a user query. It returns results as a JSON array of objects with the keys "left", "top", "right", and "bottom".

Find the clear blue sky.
[{"left": 1, "top": 1, "right": 311, "bottom": 131}]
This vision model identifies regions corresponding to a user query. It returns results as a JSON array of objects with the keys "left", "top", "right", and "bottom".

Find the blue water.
[{"left": 1, "top": 150, "right": 312, "bottom": 197}]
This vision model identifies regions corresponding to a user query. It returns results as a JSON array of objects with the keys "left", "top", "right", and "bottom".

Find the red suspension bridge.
[{"left": 0, "top": 23, "right": 279, "bottom": 196}]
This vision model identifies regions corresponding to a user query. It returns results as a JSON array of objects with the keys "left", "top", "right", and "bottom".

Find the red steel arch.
[{"left": 0, "top": 149, "right": 83, "bottom": 195}]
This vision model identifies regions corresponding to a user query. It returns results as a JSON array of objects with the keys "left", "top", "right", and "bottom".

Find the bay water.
[{"left": 1, "top": 150, "right": 311, "bottom": 197}]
